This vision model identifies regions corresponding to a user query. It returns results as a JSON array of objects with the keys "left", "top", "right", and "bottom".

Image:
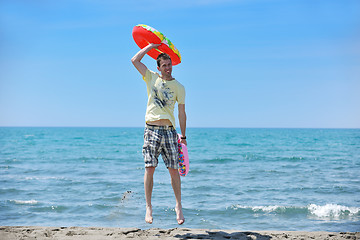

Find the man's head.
[
  {"left": 156, "top": 53, "right": 172, "bottom": 67},
  {"left": 157, "top": 53, "right": 173, "bottom": 80}
]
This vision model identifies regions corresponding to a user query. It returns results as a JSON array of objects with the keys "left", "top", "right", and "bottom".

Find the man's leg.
[
  {"left": 168, "top": 168, "right": 185, "bottom": 225},
  {"left": 144, "top": 167, "right": 155, "bottom": 223}
]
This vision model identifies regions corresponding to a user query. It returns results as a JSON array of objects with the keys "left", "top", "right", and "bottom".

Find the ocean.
[{"left": 1, "top": 127, "right": 359, "bottom": 232}]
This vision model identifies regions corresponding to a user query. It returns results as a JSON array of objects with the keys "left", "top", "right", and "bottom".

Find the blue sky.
[{"left": 1, "top": 0, "right": 359, "bottom": 128}]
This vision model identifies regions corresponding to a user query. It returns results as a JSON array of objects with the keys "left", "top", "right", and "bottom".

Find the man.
[{"left": 131, "top": 43, "right": 187, "bottom": 225}]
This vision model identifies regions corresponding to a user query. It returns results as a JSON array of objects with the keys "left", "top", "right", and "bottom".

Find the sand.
[{"left": 1, "top": 226, "right": 359, "bottom": 240}]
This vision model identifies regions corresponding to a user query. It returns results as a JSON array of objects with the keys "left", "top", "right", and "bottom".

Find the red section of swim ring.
[
  {"left": 132, "top": 26, "right": 181, "bottom": 66},
  {"left": 157, "top": 43, "right": 181, "bottom": 66}
]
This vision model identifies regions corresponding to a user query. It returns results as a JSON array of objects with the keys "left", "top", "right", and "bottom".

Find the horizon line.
[{"left": 1, "top": 126, "right": 359, "bottom": 130}]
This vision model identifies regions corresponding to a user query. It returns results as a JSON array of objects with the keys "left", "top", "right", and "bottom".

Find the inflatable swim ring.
[
  {"left": 178, "top": 134, "right": 189, "bottom": 177},
  {"left": 132, "top": 24, "right": 181, "bottom": 66}
]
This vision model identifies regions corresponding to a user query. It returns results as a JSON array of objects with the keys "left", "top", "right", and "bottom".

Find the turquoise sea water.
[{"left": 1, "top": 127, "right": 359, "bottom": 232}]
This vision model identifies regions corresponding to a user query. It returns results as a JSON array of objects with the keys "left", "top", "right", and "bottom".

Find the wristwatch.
[{"left": 181, "top": 136, "right": 186, "bottom": 139}]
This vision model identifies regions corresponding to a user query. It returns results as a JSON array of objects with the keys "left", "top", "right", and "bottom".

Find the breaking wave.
[{"left": 229, "top": 204, "right": 360, "bottom": 220}]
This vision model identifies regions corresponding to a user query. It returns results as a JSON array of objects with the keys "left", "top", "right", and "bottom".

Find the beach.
[{"left": 1, "top": 226, "right": 359, "bottom": 240}]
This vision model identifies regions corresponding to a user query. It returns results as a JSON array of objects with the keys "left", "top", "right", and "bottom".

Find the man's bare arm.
[
  {"left": 178, "top": 104, "right": 187, "bottom": 145},
  {"left": 131, "top": 43, "right": 161, "bottom": 77}
]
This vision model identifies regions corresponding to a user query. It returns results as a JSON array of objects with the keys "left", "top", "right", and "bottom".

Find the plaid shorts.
[{"left": 142, "top": 124, "right": 179, "bottom": 169}]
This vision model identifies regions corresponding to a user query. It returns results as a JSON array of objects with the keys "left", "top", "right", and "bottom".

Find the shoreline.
[{"left": 1, "top": 226, "right": 359, "bottom": 240}]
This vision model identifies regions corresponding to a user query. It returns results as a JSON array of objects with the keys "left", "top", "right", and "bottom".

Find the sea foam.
[
  {"left": 308, "top": 204, "right": 360, "bottom": 219},
  {"left": 11, "top": 200, "right": 38, "bottom": 205}
]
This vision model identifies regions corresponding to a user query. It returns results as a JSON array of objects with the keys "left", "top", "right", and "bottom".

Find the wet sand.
[{"left": 1, "top": 226, "right": 359, "bottom": 239}]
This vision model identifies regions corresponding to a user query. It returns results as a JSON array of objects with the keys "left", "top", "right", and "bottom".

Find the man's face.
[{"left": 157, "top": 59, "right": 172, "bottom": 78}]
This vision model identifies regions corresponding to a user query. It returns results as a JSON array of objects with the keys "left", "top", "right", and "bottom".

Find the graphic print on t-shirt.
[{"left": 152, "top": 82, "right": 174, "bottom": 109}]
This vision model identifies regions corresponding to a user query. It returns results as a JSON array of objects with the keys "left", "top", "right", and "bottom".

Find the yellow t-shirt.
[{"left": 143, "top": 69, "right": 185, "bottom": 127}]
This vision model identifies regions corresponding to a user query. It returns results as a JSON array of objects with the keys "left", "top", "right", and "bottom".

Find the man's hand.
[
  {"left": 180, "top": 138, "right": 187, "bottom": 146},
  {"left": 149, "top": 43, "right": 161, "bottom": 48}
]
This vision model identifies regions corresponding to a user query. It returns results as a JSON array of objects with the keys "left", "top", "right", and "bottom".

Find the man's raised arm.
[{"left": 131, "top": 43, "right": 161, "bottom": 77}]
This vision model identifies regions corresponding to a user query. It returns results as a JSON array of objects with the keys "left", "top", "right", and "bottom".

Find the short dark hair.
[{"left": 157, "top": 53, "right": 172, "bottom": 67}]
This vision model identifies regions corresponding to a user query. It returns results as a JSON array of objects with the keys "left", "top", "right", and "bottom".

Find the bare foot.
[
  {"left": 175, "top": 204, "right": 185, "bottom": 225},
  {"left": 145, "top": 205, "right": 153, "bottom": 224}
]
